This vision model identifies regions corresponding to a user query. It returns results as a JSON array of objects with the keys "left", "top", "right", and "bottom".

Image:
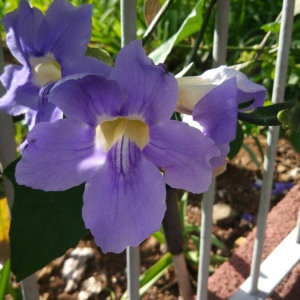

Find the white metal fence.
[{"left": 0, "top": 0, "right": 299, "bottom": 299}]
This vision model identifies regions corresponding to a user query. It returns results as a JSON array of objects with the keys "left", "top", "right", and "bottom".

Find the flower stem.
[
  {"left": 162, "top": 186, "right": 194, "bottom": 300},
  {"left": 185, "top": 0, "right": 218, "bottom": 66}
]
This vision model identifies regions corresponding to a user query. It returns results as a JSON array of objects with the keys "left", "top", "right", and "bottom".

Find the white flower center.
[
  {"left": 30, "top": 55, "right": 62, "bottom": 87},
  {"left": 96, "top": 117, "right": 149, "bottom": 152}
]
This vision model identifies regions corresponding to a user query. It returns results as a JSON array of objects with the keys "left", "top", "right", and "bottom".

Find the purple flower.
[
  {"left": 16, "top": 40, "right": 220, "bottom": 253},
  {"left": 176, "top": 66, "right": 266, "bottom": 171},
  {"left": 241, "top": 212, "right": 255, "bottom": 223},
  {"left": 0, "top": 0, "right": 112, "bottom": 126},
  {"left": 253, "top": 181, "right": 294, "bottom": 194}
]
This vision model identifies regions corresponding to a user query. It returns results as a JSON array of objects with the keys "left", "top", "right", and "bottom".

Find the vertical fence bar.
[
  {"left": 120, "top": 1, "right": 140, "bottom": 299},
  {"left": 197, "top": 180, "right": 215, "bottom": 300},
  {"left": 212, "top": 0, "right": 230, "bottom": 68},
  {"left": 296, "top": 209, "right": 300, "bottom": 244},
  {"left": 249, "top": 0, "right": 295, "bottom": 293},
  {"left": 196, "top": 1, "right": 230, "bottom": 299},
  {"left": 0, "top": 37, "right": 39, "bottom": 300}
]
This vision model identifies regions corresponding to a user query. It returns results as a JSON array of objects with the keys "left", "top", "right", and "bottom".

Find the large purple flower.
[
  {"left": 0, "top": 0, "right": 112, "bottom": 125},
  {"left": 176, "top": 66, "right": 266, "bottom": 171},
  {"left": 16, "top": 40, "right": 220, "bottom": 253}
]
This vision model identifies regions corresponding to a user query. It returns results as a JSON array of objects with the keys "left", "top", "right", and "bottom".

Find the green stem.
[
  {"left": 238, "top": 112, "right": 281, "bottom": 126},
  {"left": 185, "top": 0, "right": 218, "bottom": 66}
]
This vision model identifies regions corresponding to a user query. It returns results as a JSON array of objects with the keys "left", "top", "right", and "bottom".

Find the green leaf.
[
  {"left": 175, "top": 62, "right": 194, "bottom": 78},
  {"left": 152, "top": 230, "right": 166, "bottom": 244},
  {"left": 238, "top": 98, "right": 254, "bottom": 110},
  {"left": 4, "top": 159, "right": 88, "bottom": 281},
  {"left": 85, "top": 47, "right": 113, "bottom": 66},
  {"left": 290, "top": 131, "right": 300, "bottom": 153},
  {"left": 242, "top": 144, "right": 261, "bottom": 169},
  {"left": 252, "top": 135, "right": 265, "bottom": 164},
  {"left": 254, "top": 99, "right": 296, "bottom": 117},
  {"left": 148, "top": 0, "right": 204, "bottom": 64},
  {"left": 228, "top": 122, "right": 244, "bottom": 160},
  {"left": 179, "top": 192, "right": 188, "bottom": 229},
  {"left": 261, "top": 22, "right": 280, "bottom": 33},
  {"left": 121, "top": 252, "right": 172, "bottom": 299},
  {"left": 0, "top": 259, "right": 10, "bottom": 300},
  {"left": 210, "top": 255, "right": 228, "bottom": 265},
  {"left": 210, "top": 234, "right": 226, "bottom": 250}
]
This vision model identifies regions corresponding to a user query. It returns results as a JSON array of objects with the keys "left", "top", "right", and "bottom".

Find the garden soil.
[{"left": 7, "top": 135, "right": 300, "bottom": 300}]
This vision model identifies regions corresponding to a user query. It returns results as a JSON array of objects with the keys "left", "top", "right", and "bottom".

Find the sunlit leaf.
[
  {"left": 149, "top": 0, "right": 204, "bottom": 64},
  {"left": 0, "top": 259, "right": 10, "bottom": 300},
  {"left": 261, "top": 22, "right": 280, "bottom": 33}
]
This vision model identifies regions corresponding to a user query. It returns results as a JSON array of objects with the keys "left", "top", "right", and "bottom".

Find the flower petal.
[
  {"left": 209, "top": 143, "right": 230, "bottom": 169},
  {"left": 36, "top": 0, "right": 92, "bottom": 62},
  {"left": 49, "top": 74, "right": 125, "bottom": 126},
  {"left": 0, "top": 65, "right": 39, "bottom": 115},
  {"left": 176, "top": 77, "right": 216, "bottom": 114},
  {"left": 110, "top": 40, "right": 178, "bottom": 124},
  {"left": 200, "top": 66, "right": 266, "bottom": 110},
  {"left": 35, "top": 82, "right": 63, "bottom": 127},
  {"left": 16, "top": 119, "right": 104, "bottom": 191},
  {"left": 176, "top": 66, "right": 266, "bottom": 114},
  {"left": 143, "top": 120, "right": 220, "bottom": 194},
  {"left": 192, "top": 77, "right": 238, "bottom": 145},
  {"left": 82, "top": 140, "right": 166, "bottom": 253},
  {"left": 2, "top": 0, "right": 43, "bottom": 65},
  {"left": 62, "top": 56, "right": 112, "bottom": 78}
]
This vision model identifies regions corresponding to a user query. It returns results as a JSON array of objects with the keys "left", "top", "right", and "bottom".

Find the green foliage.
[
  {"left": 4, "top": 160, "right": 88, "bottom": 281},
  {"left": 260, "top": 22, "right": 280, "bottom": 33},
  {"left": 0, "top": 260, "right": 11, "bottom": 300},
  {"left": 148, "top": 0, "right": 204, "bottom": 64},
  {"left": 85, "top": 46, "right": 113, "bottom": 66},
  {"left": 228, "top": 122, "right": 244, "bottom": 160},
  {"left": 121, "top": 252, "right": 173, "bottom": 299}
]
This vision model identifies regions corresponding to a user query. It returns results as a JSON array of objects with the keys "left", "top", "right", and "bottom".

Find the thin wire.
[
  {"left": 249, "top": 0, "right": 296, "bottom": 293},
  {"left": 197, "top": 179, "right": 215, "bottom": 300}
]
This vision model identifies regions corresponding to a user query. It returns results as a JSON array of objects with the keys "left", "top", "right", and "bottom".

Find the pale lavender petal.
[
  {"left": 143, "top": 120, "right": 220, "bottom": 194},
  {"left": 193, "top": 77, "right": 238, "bottom": 145},
  {"left": 83, "top": 140, "right": 166, "bottom": 253},
  {"left": 2, "top": 0, "right": 43, "bottom": 65},
  {"left": 201, "top": 66, "right": 266, "bottom": 111},
  {"left": 62, "top": 56, "right": 112, "bottom": 78},
  {"left": 237, "top": 89, "right": 266, "bottom": 112},
  {"left": 110, "top": 40, "right": 178, "bottom": 125},
  {"left": 36, "top": 0, "right": 92, "bottom": 63},
  {"left": 209, "top": 143, "right": 230, "bottom": 169},
  {"left": 16, "top": 119, "right": 105, "bottom": 191},
  {"left": 0, "top": 65, "right": 39, "bottom": 115},
  {"left": 49, "top": 74, "right": 125, "bottom": 126}
]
